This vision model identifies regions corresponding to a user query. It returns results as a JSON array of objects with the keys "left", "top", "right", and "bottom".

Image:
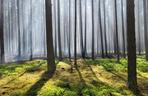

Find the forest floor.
[{"left": 0, "top": 56, "right": 148, "bottom": 96}]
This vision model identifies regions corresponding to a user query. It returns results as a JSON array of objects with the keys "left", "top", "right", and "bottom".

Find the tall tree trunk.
[
  {"left": 17, "top": 0, "right": 21, "bottom": 58},
  {"left": 79, "top": 0, "right": 84, "bottom": 58},
  {"left": 29, "top": 0, "right": 33, "bottom": 60},
  {"left": 103, "top": 0, "right": 108, "bottom": 57},
  {"left": 57, "top": 0, "right": 62, "bottom": 60},
  {"left": 137, "top": 0, "right": 141, "bottom": 55},
  {"left": 68, "top": 0, "right": 73, "bottom": 73},
  {"left": 63, "top": 0, "right": 67, "bottom": 57},
  {"left": 68, "top": 0, "right": 71, "bottom": 61},
  {"left": 84, "top": 0, "right": 87, "bottom": 58},
  {"left": 121, "top": 0, "right": 126, "bottom": 58},
  {"left": 45, "top": 0, "right": 56, "bottom": 74},
  {"left": 92, "top": 0, "right": 95, "bottom": 60},
  {"left": 99, "top": 0, "right": 105, "bottom": 58},
  {"left": 74, "top": 0, "right": 77, "bottom": 68},
  {"left": 0, "top": 0, "right": 4, "bottom": 64},
  {"left": 115, "top": 0, "right": 120, "bottom": 62},
  {"left": 54, "top": 0, "right": 57, "bottom": 58},
  {"left": 127, "top": 0, "right": 138, "bottom": 92},
  {"left": 143, "top": 0, "right": 148, "bottom": 61},
  {"left": 22, "top": 2, "right": 26, "bottom": 55}
]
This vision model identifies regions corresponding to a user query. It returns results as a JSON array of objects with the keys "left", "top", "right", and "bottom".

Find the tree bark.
[
  {"left": 137, "top": 0, "right": 141, "bottom": 55},
  {"left": 127, "top": 0, "right": 138, "bottom": 92},
  {"left": 74, "top": 0, "right": 77, "bottom": 67},
  {"left": 68, "top": 0, "right": 71, "bottom": 61},
  {"left": 121, "top": 0, "right": 126, "bottom": 58},
  {"left": 0, "top": 0, "right": 4, "bottom": 64},
  {"left": 99, "top": 0, "right": 105, "bottom": 58},
  {"left": 115, "top": 0, "right": 120, "bottom": 62},
  {"left": 29, "top": 0, "right": 33, "bottom": 60},
  {"left": 57, "top": 0, "right": 62, "bottom": 60},
  {"left": 84, "top": 0, "right": 87, "bottom": 58},
  {"left": 103, "top": 0, "right": 108, "bottom": 57},
  {"left": 143, "top": 0, "right": 148, "bottom": 61},
  {"left": 92, "top": 0, "right": 95, "bottom": 60},
  {"left": 79, "top": 0, "right": 84, "bottom": 58},
  {"left": 54, "top": 0, "right": 57, "bottom": 58},
  {"left": 17, "top": 0, "right": 21, "bottom": 58},
  {"left": 45, "top": 0, "right": 56, "bottom": 74}
]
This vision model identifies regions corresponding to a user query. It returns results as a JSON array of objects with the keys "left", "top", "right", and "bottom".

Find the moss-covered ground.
[{"left": 0, "top": 57, "right": 148, "bottom": 96}]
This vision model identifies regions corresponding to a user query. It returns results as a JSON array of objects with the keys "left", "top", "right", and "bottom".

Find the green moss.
[
  {"left": 0, "top": 57, "right": 147, "bottom": 96},
  {"left": 56, "top": 81, "right": 71, "bottom": 89},
  {"left": 137, "top": 58, "right": 148, "bottom": 72}
]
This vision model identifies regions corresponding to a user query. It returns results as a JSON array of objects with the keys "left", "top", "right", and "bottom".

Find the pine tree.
[
  {"left": 143, "top": 0, "right": 148, "bottom": 61},
  {"left": 0, "top": 0, "right": 4, "bottom": 64},
  {"left": 99, "top": 0, "right": 105, "bottom": 58},
  {"left": 115, "top": 0, "right": 120, "bottom": 62},
  {"left": 127, "top": 0, "right": 138, "bottom": 92},
  {"left": 57, "top": 0, "right": 62, "bottom": 60},
  {"left": 92, "top": 0, "right": 95, "bottom": 60},
  {"left": 45, "top": 0, "right": 56, "bottom": 74}
]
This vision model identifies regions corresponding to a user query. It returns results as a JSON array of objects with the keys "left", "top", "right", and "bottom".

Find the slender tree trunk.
[
  {"left": 99, "top": 0, "right": 105, "bottom": 58},
  {"left": 45, "top": 0, "right": 56, "bottom": 74},
  {"left": 137, "top": 0, "right": 141, "bottom": 55},
  {"left": 74, "top": 0, "right": 77, "bottom": 68},
  {"left": 54, "top": 0, "right": 57, "bottom": 58},
  {"left": 17, "top": 0, "right": 21, "bottom": 58},
  {"left": 57, "top": 0, "right": 62, "bottom": 60},
  {"left": 68, "top": 0, "right": 71, "bottom": 61},
  {"left": 22, "top": 2, "right": 26, "bottom": 55},
  {"left": 121, "top": 0, "right": 126, "bottom": 58},
  {"left": 79, "top": 0, "right": 84, "bottom": 58},
  {"left": 115, "top": 0, "right": 120, "bottom": 62},
  {"left": 68, "top": 0, "right": 73, "bottom": 73},
  {"left": 127, "top": 0, "right": 138, "bottom": 92},
  {"left": 0, "top": 0, "right": 4, "bottom": 64},
  {"left": 84, "top": 0, "right": 87, "bottom": 58},
  {"left": 92, "top": 0, "right": 95, "bottom": 60},
  {"left": 143, "top": 0, "right": 148, "bottom": 61},
  {"left": 103, "top": 0, "right": 108, "bottom": 57},
  {"left": 29, "top": 0, "right": 33, "bottom": 60},
  {"left": 114, "top": 32, "right": 117, "bottom": 54},
  {"left": 64, "top": 0, "right": 67, "bottom": 56}
]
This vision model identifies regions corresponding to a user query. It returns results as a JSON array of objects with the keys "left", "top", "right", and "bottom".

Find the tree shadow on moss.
[
  {"left": 84, "top": 60, "right": 99, "bottom": 81},
  {"left": 25, "top": 61, "right": 60, "bottom": 96},
  {"left": 0, "top": 62, "right": 45, "bottom": 88},
  {"left": 25, "top": 71, "right": 53, "bottom": 96}
]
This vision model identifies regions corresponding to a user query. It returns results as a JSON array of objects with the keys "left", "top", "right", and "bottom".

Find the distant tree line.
[
  {"left": 45, "top": 0, "right": 144, "bottom": 93},
  {"left": 0, "top": 0, "right": 148, "bottom": 93}
]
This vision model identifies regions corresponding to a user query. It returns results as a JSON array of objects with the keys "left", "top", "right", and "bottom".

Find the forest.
[{"left": 0, "top": 0, "right": 148, "bottom": 96}]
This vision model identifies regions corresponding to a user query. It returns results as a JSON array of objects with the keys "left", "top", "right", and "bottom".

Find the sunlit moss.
[{"left": 0, "top": 58, "right": 147, "bottom": 96}]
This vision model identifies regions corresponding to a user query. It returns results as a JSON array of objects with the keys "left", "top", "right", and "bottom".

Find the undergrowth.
[{"left": 0, "top": 57, "right": 147, "bottom": 96}]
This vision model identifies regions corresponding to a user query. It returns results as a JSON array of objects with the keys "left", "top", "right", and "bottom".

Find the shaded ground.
[{"left": 0, "top": 57, "right": 148, "bottom": 96}]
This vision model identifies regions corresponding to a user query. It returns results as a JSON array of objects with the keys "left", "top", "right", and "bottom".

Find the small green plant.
[{"left": 57, "top": 81, "right": 71, "bottom": 89}]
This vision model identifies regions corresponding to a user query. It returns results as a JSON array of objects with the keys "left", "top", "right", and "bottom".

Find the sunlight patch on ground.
[{"left": 0, "top": 58, "right": 147, "bottom": 96}]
